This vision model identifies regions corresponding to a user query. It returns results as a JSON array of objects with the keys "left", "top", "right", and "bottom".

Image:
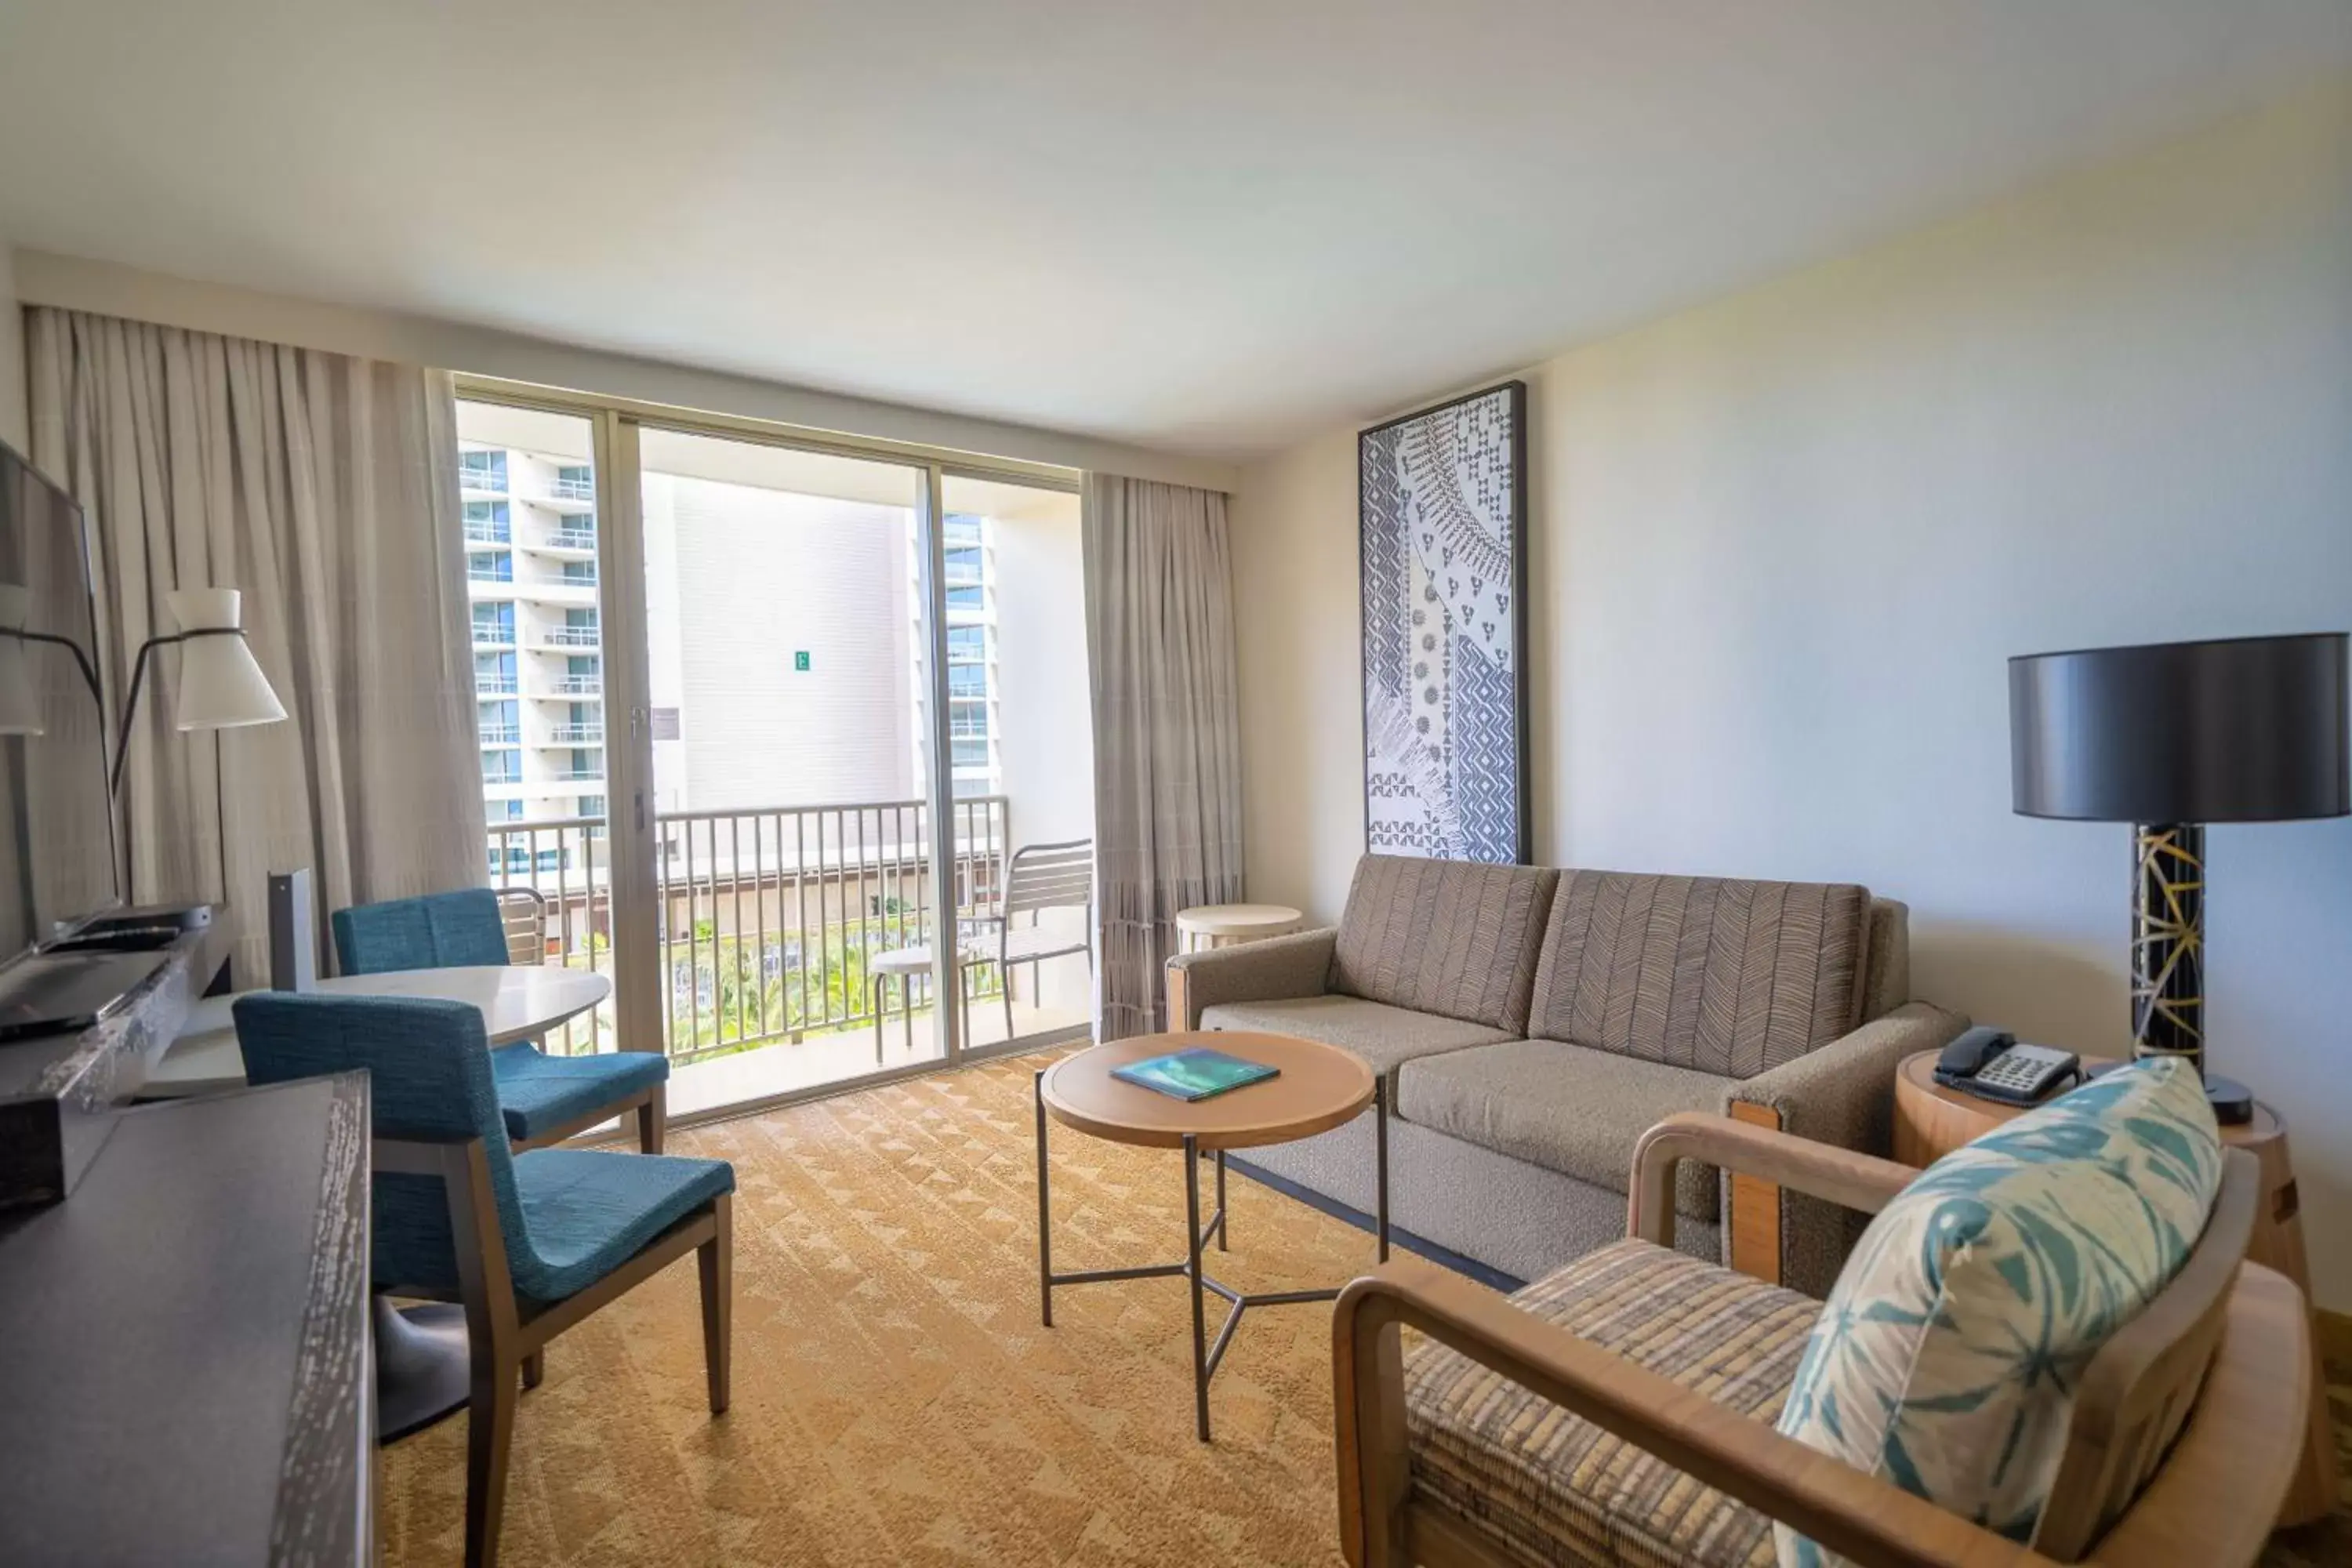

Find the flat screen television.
[{"left": 0, "top": 437, "right": 120, "bottom": 958}]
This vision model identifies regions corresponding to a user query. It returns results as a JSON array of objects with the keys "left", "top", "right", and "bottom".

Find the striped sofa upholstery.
[
  {"left": 1328, "top": 854, "right": 1560, "bottom": 1034},
  {"left": 1404, "top": 1240, "right": 1812, "bottom": 1567},
  {"left": 1526, "top": 872, "right": 1871, "bottom": 1078}
]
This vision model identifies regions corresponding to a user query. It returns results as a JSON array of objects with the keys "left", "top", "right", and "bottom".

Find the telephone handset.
[{"left": 1933, "top": 1026, "right": 2080, "bottom": 1107}]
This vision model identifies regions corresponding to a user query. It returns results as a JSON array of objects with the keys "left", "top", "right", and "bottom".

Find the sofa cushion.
[
  {"left": 1406, "top": 1237, "right": 1809, "bottom": 1568},
  {"left": 1528, "top": 872, "right": 1869, "bottom": 1080},
  {"left": 1398, "top": 1038, "right": 1726, "bottom": 1221},
  {"left": 1773, "top": 1058, "right": 2223, "bottom": 1567},
  {"left": 1329, "top": 855, "right": 1559, "bottom": 1033},
  {"left": 1200, "top": 995, "right": 1512, "bottom": 1084}
]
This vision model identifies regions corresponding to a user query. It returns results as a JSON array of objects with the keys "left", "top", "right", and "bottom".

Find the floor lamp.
[{"left": 2009, "top": 632, "right": 2349, "bottom": 1123}]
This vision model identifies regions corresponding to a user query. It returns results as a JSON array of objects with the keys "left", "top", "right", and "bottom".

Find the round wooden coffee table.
[{"left": 1035, "top": 1030, "right": 1387, "bottom": 1441}]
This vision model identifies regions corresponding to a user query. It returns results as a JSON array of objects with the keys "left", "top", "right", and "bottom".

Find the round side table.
[
  {"left": 1174, "top": 903, "right": 1303, "bottom": 953},
  {"left": 1891, "top": 1049, "right": 2338, "bottom": 1526},
  {"left": 1034, "top": 1029, "right": 1388, "bottom": 1442}
]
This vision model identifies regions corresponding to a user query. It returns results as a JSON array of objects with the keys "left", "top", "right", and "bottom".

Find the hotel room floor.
[{"left": 378, "top": 1048, "right": 2352, "bottom": 1567}]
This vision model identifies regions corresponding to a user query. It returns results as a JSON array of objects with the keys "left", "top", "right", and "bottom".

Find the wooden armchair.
[{"left": 1334, "top": 1112, "right": 2309, "bottom": 1568}]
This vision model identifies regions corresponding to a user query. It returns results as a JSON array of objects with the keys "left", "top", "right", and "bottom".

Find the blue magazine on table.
[{"left": 1110, "top": 1047, "right": 1279, "bottom": 1102}]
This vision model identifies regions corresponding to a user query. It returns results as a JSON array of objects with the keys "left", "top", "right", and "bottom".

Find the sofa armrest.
[
  {"left": 1719, "top": 1001, "right": 1968, "bottom": 1292},
  {"left": 1163, "top": 927, "right": 1338, "bottom": 1030},
  {"left": 1332, "top": 1254, "right": 2058, "bottom": 1568}
]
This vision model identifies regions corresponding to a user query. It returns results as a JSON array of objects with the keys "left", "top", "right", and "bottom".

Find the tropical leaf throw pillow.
[{"left": 1773, "top": 1056, "right": 2223, "bottom": 1567}]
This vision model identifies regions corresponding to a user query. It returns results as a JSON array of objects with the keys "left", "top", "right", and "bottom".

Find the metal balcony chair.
[
  {"left": 232, "top": 993, "right": 733, "bottom": 1568},
  {"left": 866, "top": 838, "right": 1095, "bottom": 1057},
  {"left": 332, "top": 887, "right": 668, "bottom": 1153}
]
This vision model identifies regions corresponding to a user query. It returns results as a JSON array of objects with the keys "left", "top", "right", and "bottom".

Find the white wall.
[
  {"left": 0, "top": 242, "right": 25, "bottom": 452},
  {"left": 1232, "top": 78, "right": 2352, "bottom": 1306}
]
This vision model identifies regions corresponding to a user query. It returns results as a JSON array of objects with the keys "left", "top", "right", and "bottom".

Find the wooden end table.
[
  {"left": 1892, "top": 1049, "right": 2339, "bottom": 1527},
  {"left": 1036, "top": 1030, "right": 1387, "bottom": 1442},
  {"left": 1173, "top": 903, "right": 1304, "bottom": 953}
]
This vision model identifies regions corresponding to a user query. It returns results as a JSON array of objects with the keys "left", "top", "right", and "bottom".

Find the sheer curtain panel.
[
  {"left": 1082, "top": 473, "right": 1244, "bottom": 1039},
  {"left": 27, "top": 307, "right": 485, "bottom": 980}
]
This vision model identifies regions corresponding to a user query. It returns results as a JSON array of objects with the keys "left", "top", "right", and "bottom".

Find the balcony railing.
[
  {"left": 552, "top": 767, "right": 605, "bottom": 782},
  {"left": 459, "top": 466, "right": 507, "bottom": 495},
  {"left": 539, "top": 626, "right": 601, "bottom": 648},
  {"left": 478, "top": 725, "right": 521, "bottom": 746},
  {"left": 468, "top": 568, "right": 514, "bottom": 585},
  {"left": 472, "top": 626, "right": 516, "bottom": 647},
  {"left": 476, "top": 674, "right": 518, "bottom": 695},
  {"left": 544, "top": 528, "right": 597, "bottom": 551},
  {"left": 549, "top": 723, "right": 604, "bottom": 744},
  {"left": 549, "top": 475, "right": 594, "bottom": 502},
  {"left": 464, "top": 522, "right": 511, "bottom": 545},
  {"left": 549, "top": 674, "right": 602, "bottom": 695},
  {"left": 484, "top": 795, "right": 1009, "bottom": 1063}
]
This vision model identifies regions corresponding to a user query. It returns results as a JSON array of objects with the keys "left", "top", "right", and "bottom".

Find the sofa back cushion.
[
  {"left": 1771, "top": 1058, "right": 2224, "bottom": 1566},
  {"left": 1526, "top": 871, "right": 1869, "bottom": 1078},
  {"left": 1329, "top": 855, "right": 1559, "bottom": 1033}
]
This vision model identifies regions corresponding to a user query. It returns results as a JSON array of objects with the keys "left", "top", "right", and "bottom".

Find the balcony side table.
[
  {"left": 1891, "top": 1048, "right": 2338, "bottom": 1527},
  {"left": 1035, "top": 1029, "right": 1387, "bottom": 1442}
]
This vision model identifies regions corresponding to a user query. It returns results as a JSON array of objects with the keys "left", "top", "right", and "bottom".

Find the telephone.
[{"left": 1933, "top": 1026, "right": 2080, "bottom": 1107}]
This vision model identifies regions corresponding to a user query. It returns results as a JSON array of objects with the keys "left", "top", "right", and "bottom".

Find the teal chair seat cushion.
[
  {"left": 491, "top": 1044, "right": 668, "bottom": 1141},
  {"left": 510, "top": 1148, "right": 735, "bottom": 1303}
]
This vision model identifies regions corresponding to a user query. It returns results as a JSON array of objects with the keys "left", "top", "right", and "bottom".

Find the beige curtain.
[
  {"left": 27, "top": 307, "right": 485, "bottom": 981},
  {"left": 1083, "top": 473, "right": 1244, "bottom": 1039}
]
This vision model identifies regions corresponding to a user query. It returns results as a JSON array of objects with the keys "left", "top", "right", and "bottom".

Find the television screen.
[{"left": 0, "top": 441, "right": 118, "bottom": 956}]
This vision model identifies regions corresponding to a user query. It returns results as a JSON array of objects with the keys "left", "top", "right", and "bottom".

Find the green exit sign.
[{"left": 793, "top": 650, "right": 811, "bottom": 672}]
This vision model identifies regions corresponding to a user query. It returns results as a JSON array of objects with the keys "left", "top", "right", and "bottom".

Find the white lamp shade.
[
  {"left": 165, "top": 588, "right": 286, "bottom": 731},
  {"left": 0, "top": 583, "right": 44, "bottom": 735}
]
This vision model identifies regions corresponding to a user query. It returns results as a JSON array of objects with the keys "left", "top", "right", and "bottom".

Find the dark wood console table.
[{"left": 0, "top": 1072, "right": 374, "bottom": 1565}]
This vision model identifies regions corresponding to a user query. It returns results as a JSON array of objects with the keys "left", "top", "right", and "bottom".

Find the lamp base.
[
  {"left": 2202, "top": 1073, "right": 2254, "bottom": 1127},
  {"left": 2085, "top": 1059, "right": 2252, "bottom": 1125}
]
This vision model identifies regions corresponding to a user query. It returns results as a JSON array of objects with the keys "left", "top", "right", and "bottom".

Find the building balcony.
[
  {"left": 467, "top": 569, "right": 515, "bottom": 586},
  {"left": 458, "top": 468, "right": 508, "bottom": 498},
  {"left": 509, "top": 577, "right": 598, "bottom": 607},
  {"left": 530, "top": 528, "right": 599, "bottom": 556},
  {"left": 464, "top": 522, "right": 511, "bottom": 546},
  {"left": 551, "top": 768, "right": 606, "bottom": 783},
  {"left": 545, "top": 674, "right": 602, "bottom": 696},
  {"left": 549, "top": 475, "right": 594, "bottom": 502},
  {"left": 476, "top": 674, "right": 519, "bottom": 695},
  {"left": 471, "top": 628, "right": 517, "bottom": 649},
  {"left": 535, "top": 625, "right": 602, "bottom": 649},
  {"left": 478, "top": 726, "right": 521, "bottom": 746},
  {"left": 546, "top": 724, "right": 605, "bottom": 745}
]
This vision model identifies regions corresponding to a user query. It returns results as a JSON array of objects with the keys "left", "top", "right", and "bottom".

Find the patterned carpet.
[{"left": 380, "top": 1049, "right": 2352, "bottom": 1566}]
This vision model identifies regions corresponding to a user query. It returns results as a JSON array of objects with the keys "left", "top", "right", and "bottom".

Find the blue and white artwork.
[{"left": 1359, "top": 383, "right": 1526, "bottom": 864}]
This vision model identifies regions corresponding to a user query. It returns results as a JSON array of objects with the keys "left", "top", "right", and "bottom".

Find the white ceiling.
[{"left": 2, "top": 2, "right": 2347, "bottom": 461}]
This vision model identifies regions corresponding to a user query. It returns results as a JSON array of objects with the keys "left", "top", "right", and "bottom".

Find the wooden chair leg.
[
  {"left": 699, "top": 1195, "right": 733, "bottom": 1416},
  {"left": 520, "top": 1349, "right": 543, "bottom": 1390},
  {"left": 637, "top": 1084, "right": 665, "bottom": 1156},
  {"left": 465, "top": 1350, "right": 518, "bottom": 1568}
]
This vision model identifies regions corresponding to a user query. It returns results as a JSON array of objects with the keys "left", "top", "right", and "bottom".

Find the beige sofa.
[{"left": 1164, "top": 855, "right": 1965, "bottom": 1294}]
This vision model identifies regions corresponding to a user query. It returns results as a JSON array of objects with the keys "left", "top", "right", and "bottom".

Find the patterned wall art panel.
[{"left": 1359, "top": 382, "right": 1529, "bottom": 864}]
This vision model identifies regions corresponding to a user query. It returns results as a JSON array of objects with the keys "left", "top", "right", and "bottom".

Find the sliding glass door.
[{"left": 454, "top": 387, "right": 1090, "bottom": 1119}]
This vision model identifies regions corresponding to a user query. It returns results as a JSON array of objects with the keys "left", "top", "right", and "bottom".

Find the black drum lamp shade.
[
  {"left": 2007, "top": 632, "right": 2350, "bottom": 1120},
  {"left": 2011, "top": 633, "right": 2350, "bottom": 823}
]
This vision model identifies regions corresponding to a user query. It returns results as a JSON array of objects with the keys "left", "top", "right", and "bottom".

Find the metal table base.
[{"left": 1033, "top": 1069, "right": 1389, "bottom": 1442}]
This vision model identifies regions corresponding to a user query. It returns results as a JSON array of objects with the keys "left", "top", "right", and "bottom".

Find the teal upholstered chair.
[
  {"left": 332, "top": 887, "right": 670, "bottom": 1153},
  {"left": 233, "top": 993, "right": 733, "bottom": 1568}
]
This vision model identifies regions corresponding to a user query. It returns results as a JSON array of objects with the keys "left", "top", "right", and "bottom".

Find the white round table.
[
  {"left": 1174, "top": 903, "right": 1305, "bottom": 953},
  {"left": 147, "top": 965, "right": 613, "bottom": 1097}
]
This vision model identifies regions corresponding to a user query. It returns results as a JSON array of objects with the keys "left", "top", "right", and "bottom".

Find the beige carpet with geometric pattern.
[{"left": 379, "top": 1047, "right": 2352, "bottom": 1567}]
